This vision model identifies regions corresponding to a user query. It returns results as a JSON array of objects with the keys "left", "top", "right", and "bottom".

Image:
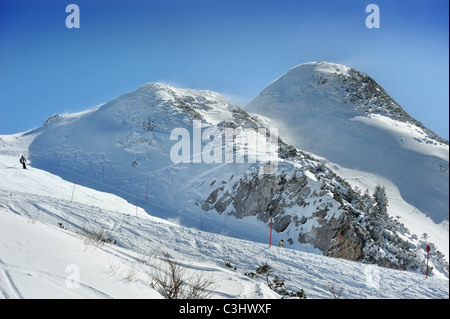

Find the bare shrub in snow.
[{"left": 150, "top": 252, "right": 215, "bottom": 299}]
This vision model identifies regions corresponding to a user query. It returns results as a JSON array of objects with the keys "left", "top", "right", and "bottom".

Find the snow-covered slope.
[
  {"left": 245, "top": 62, "right": 449, "bottom": 260},
  {"left": 2, "top": 79, "right": 447, "bottom": 276},
  {"left": 0, "top": 134, "right": 448, "bottom": 299},
  {"left": 26, "top": 84, "right": 244, "bottom": 228}
]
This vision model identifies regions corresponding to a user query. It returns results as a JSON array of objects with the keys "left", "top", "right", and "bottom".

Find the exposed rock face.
[
  {"left": 203, "top": 173, "right": 309, "bottom": 222},
  {"left": 229, "top": 174, "right": 309, "bottom": 222},
  {"left": 201, "top": 167, "right": 368, "bottom": 261},
  {"left": 321, "top": 216, "right": 365, "bottom": 261}
]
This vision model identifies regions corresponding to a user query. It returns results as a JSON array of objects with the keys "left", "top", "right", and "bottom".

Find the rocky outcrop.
[
  {"left": 200, "top": 158, "right": 435, "bottom": 273},
  {"left": 320, "top": 215, "right": 365, "bottom": 261},
  {"left": 203, "top": 172, "right": 311, "bottom": 227},
  {"left": 201, "top": 167, "right": 370, "bottom": 262}
]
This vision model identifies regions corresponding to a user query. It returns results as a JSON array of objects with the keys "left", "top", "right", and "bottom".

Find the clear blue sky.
[{"left": 0, "top": 0, "right": 448, "bottom": 139}]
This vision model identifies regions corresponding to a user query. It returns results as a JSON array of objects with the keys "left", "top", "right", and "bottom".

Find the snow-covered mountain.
[
  {"left": 245, "top": 61, "right": 449, "bottom": 261},
  {"left": 1, "top": 78, "right": 444, "bottom": 277},
  {"left": 0, "top": 63, "right": 448, "bottom": 299}
]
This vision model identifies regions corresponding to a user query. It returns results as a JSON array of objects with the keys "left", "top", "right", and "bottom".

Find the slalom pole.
[
  {"left": 71, "top": 179, "right": 76, "bottom": 203},
  {"left": 426, "top": 245, "right": 431, "bottom": 278}
]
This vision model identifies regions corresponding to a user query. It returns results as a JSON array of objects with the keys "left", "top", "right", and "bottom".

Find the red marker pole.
[
  {"left": 269, "top": 214, "right": 273, "bottom": 247},
  {"left": 426, "top": 245, "right": 431, "bottom": 278}
]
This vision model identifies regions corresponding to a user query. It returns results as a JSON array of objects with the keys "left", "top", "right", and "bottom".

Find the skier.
[
  {"left": 19, "top": 155, "right": 27, "bottom": 169},
  {"left": 278, "top": 239, "right": 284, "bottom": 247}
]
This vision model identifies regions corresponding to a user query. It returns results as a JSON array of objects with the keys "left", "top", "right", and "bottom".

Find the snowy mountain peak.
[
  {"left": 134, "top": 81, "right": 231, "bottom": 106},
  {"left": 245, "top": 62, "right": 449, "bottom": 264},
  {"left": 256, "top": 61, "right": 400, "bottom": 115},
  {"left": 283, "top": 61, "right": 351, "bottom": 78},
  {"left": 254, "top": 62, "right": 447, "bottom": 146}
]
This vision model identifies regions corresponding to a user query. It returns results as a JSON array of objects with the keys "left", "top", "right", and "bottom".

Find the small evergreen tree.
[{"left": 373, "top": 185, "right": 388, "bottom": 216}]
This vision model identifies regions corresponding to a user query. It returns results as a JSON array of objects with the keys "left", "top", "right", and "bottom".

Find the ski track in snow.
[{"left": 0, "top": 257, "right": 23, "bottom": 299}]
